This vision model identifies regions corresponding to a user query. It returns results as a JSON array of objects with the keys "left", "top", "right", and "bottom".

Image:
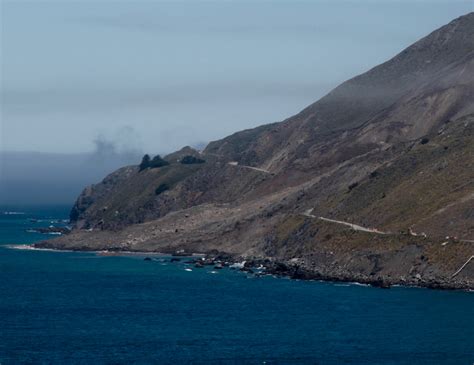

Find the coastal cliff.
[{"left": 37, "top": 13, "right": 474, "bottom": 289}]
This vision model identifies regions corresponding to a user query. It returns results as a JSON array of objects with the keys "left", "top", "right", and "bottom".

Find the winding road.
[
  {"left": 452, "top": 255, "right": 474, "bottom": 278},
  {"left": 227, "top": 161, "right": 272, "bottom": 174},
  {"left": 302, "top": 209, "right": 388, "bottom": 234}
]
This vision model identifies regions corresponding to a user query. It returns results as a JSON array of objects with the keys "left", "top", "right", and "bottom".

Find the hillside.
[{"left": 37, "top": 14, "right": 474, "bottom": 289}]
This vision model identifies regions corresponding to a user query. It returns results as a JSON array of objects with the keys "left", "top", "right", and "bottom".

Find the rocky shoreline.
[
  {"left": 179, "top": 254, "right": 473, "bottom": 291},
  {"left": 31, "top": 242, "right": 473, "bottom": 290},
  {"left": 27, "top": 226, "right": 71, "bottom": 235}
]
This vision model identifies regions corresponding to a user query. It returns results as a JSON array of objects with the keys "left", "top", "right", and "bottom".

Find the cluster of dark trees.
[
  {"left": 139, "top": 154, "right": 205, "bottom": 171},
  {"left": 139, "top": 154, "right": 169, "bottom": 171},
  {"left": 180, "top": 155, "right": 205, "bottom": 164}
]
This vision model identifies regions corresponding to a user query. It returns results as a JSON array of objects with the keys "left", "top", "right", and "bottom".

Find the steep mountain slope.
[
  {"left": 38, "top": 14, "right": 474, "bottom": 289},
  {"left": 206, "top": 12, "right": 474, "bottom": 170}
]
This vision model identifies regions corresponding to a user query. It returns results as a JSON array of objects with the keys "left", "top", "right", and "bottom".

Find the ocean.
[{"left": 0, "top": 206, "right": 473, "bottom": 364}]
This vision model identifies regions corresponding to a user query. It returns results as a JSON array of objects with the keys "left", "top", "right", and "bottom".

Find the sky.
[{"left": 1, "top": 0, "right": 473, "bottom": 155}]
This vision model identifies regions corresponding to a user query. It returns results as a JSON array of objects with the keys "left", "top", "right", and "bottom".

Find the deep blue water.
[{"left": 0, "top": 206, "right": 473, "bottom": 364}]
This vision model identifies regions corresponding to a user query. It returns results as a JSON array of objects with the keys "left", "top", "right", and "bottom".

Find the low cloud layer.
[
  {"left": 0, "top": 128, "right": 144, "bottom": 206},
  {"left": 2, "top": 1, "right": 470, "bottom": 154}
]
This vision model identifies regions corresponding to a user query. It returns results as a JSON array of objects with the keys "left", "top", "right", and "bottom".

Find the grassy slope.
[
  {"left": 265, "top": 116, "right": 473, "bottom": 280},
  {"left": 323, "top": 116, "right": 473, "bottom": 239},
  {"left": 82, "top": 163, "right": 204, "bottom": 229}
]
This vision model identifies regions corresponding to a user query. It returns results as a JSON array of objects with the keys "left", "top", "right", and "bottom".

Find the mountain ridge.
[{"left": 37, "top": 13, "right": 474, "bottom": 289}]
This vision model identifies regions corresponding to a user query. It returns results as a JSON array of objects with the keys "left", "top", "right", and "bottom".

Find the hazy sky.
[{"left": 1, "top": 0, "right": 472, "bottom": 154}]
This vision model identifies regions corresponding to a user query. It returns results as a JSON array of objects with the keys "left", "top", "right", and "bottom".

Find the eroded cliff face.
[{"left": 42, "top": 13, "right": 474, "bottom": 288}]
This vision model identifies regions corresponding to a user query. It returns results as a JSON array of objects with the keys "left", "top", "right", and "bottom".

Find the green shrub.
[
  {"left": 369, "top": 170, "right": 379, "bottom": 179},
  {"left": 155, "top": 183, "right": 170, "bottom": 195},
  {"left": 348, "top": 182, "right": 359, "bottom": 191},
  {"left": 149, "top": 155, "right": 170, "bottom": 168},
  {"left": 180, "top": 155, "right": 205, "bottom": 164}
]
